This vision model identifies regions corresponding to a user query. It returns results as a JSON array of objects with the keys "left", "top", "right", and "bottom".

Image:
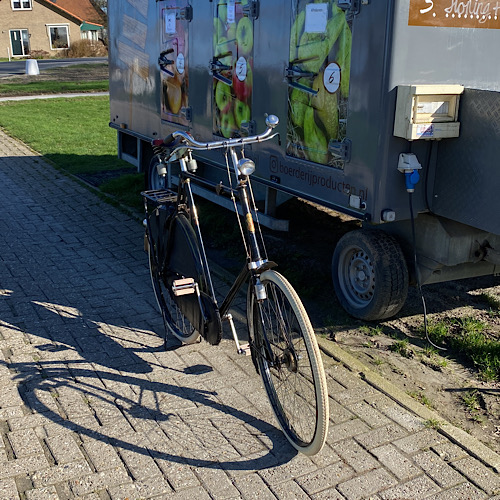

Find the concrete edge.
[{"left": 317, "top": 336, "right": 500, "bottom": 473}]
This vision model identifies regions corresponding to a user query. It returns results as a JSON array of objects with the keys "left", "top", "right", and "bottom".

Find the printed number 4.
[{"left": 420, "top": 0, "right": 434, "bottom": 14}]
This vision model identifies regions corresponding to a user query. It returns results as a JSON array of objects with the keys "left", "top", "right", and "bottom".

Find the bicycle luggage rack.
[{"left": 142, "top": 189, "right": 178, "bottom": 207}]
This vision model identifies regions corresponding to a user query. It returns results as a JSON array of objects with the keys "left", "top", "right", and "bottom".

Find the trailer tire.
[
  {"left": 332, "top": 229, "right": 409, "bottom": 321},
  {"left": 145, "top": 156, "right": 166, "bottom": 191}
]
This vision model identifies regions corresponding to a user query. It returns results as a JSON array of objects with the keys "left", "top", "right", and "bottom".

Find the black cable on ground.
[{"left": 408, "top": 191, "right": 447, "bottom": 351}]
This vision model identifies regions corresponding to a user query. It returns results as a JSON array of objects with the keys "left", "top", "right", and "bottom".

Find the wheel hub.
[{"left": 347, "top": 251, "right": 375, "bottom": 302}]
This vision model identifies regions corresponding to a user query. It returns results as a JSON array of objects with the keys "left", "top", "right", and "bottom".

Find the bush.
[
  {"left": 62, "top": 39, "right": 108, "bottom": 58},
  {"left": 29, "top": 50, "right": 50, "bottom": 59}
]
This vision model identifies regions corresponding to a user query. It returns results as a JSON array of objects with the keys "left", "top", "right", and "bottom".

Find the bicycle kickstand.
[{"left": 223, "top": 313, "right": 250, "bottom": 356}]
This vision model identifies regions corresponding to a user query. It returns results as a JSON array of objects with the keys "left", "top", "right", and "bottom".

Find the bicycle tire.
[
  {"left": 247, "top": 270, "right": 329, "bottom": 455},
  {"left": 147, "top": 215, "right": 200, "bottom": 344}
]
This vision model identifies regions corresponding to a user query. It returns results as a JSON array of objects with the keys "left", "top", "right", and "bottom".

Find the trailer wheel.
[
  {"left": 332, "top": 229, "right": 409, "bottom": 321},
  {"left": 145, "top": 156, "right": 166, "bottom": 190}
]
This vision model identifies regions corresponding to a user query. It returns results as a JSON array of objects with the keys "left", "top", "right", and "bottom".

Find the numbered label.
[
  {"left": 323, "top": 62, "right": 341, "bottom": 94},
  {"left": 235, "top": 56, "right": 247, "bottom": 82},
  {"left": 176, "top": 53, "right": 185, "bottom": 74}
]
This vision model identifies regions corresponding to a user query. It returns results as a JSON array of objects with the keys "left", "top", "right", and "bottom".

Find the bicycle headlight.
[{"left": 238, "top": 158, "right": 255, "bottom": 176}]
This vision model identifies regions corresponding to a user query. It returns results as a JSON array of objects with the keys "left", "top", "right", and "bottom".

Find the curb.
[{"left": 317, "top": 336, "right": 500, "bottom": 473}]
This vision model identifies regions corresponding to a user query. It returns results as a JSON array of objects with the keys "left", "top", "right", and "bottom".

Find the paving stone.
[
  {"left": 270, "top": 479, "right": 311, "bottom": 499},
  {"left": 414, "top": 450, "right": 467, "bottom": 488},
  {"left": 381, "top": 406, "right": 425, "bottom": 432},
  {"left": 193, "top": 466, "right": 240, "bottom": 499},
  {"left": 25, "top": 485, "right": 59, "bottom": 500},
  {"left": 452, "top": 456, "right": 500, "bottom": 495},
  {"left": 335, "top": 438, "right": 379, "bottom": 473},
  {"left": 392, "top": 428, "right": 445, "bottom": 454},
  {"left": 166, "top": 485, "right": 212, "bottom": 499},
  {"left": 371, "top": 444, "right": 421, "bottom": 480},
  {"left": 233, "top": 472, "right": 276, "bottom": 499},
  {"left": 378, "top": 475, "right": 441, "bottom": 499},
  {"left": 0, "top": 455, "right": 50, "bottom": 480},
  {"left": 257, "top": 454, "right": 317, "bottom": 485},
  {"left": 329, "top": 398, "right": 356, "bottom": 424},
  {"left": 44, "top": 434, "right": 85, "bottom": 465},
  {"left": 0, "top": 477, "right": 20, "bottom": 500},
  {"left": 327, "top": 418, "right": 371, "bottom": 444},
  {"left": 310, "top": 487, "right": 346, "bottom": 499},
  {"left": 296, "top": 462, "right": 355, "bottom": 495},
  {"left": 431, "top": 481, "right": 488, "bottom": 500},
  {"left": 108, "top": 476, "right": 173, "bottom": 499},
  {"left": 7, "top": 429, "right": 45, "bottom": 458},
  {"left": 355, "top": 423, "right": 408, "bottom": 450},
  {"left": 337, "top": 467, "right": 398, "bottom": 500},
  {"left": 431, "top": 441, "right": 469, "bottom": 462},
  {"left": 68, "top": 467, "right": 133, "bottom": 496},
  {"left": 346, "top": 401, "right": 391, "bottom": 428},
  {"left": 30, "top": 461, "right": 93, "bottom": 487}
]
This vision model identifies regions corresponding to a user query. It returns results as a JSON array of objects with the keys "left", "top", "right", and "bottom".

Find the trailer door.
[
  {"left": 286, "top": 1, "right": 352, "bottom": 168},
  {"left": 211, "top": 0, "right": 255, "bottom": 138},
  {"left": 158, "top": 0, "right": 192, "bottom": 126}
]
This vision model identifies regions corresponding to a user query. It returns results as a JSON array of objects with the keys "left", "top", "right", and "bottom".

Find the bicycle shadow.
[{"left": 0, "top": 298, "right": 297, "bottom": 470}]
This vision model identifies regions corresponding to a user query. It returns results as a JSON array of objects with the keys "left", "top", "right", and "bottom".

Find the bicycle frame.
[{"left": 173, "top": 147, "right": 279, "bottom": 355}]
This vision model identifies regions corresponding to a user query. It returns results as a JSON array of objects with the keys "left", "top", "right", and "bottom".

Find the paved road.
[
  {"left": 0, "top": 129, "right": 499, "bottom": 499},
  {"left": 0, "top": 57, "right": 108, "bottom": 77}
]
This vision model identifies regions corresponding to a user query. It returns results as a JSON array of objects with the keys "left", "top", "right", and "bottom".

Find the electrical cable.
[{"left": 408, "top": 191, "right": 447, "bottom": 351}]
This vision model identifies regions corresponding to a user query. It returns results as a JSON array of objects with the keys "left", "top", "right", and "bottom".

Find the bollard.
[{"left": 25, "top": 59, "right": 40, "bottom": 76}]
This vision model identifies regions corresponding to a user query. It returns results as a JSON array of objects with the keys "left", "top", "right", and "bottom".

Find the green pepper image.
[{"left": 303, "top": 106, "right": 328, "bottom": 164}]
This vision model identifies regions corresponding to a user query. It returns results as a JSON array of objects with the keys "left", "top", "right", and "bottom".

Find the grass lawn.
[
  {"left": 0, "top": 80, "right": 108, "bottom": 96},
  {"left": 0, "top": 95, "right": 143, "bottom": 209}
]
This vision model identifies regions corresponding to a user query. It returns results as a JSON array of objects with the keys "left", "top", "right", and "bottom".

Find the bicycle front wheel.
[
  {"left": 147, "top": 222, "right": 200, "bottom": 344},
  {"left": 248, "top": 270, "right": 329, "bottom": 455}
]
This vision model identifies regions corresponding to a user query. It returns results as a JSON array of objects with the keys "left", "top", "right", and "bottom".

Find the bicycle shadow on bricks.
[{"left": 3, "top": 354, "right": 297, "bottom": 470}]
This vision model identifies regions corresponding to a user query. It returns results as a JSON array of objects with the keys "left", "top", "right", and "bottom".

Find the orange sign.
[{"left": 409, "top": 0, "right": 500, "bottom": 28}]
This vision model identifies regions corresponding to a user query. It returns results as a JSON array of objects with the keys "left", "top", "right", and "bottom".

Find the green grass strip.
[
  {"left": 0, "top": 80, "right": 108, "bottom": 96},
  {"left": 0, "top": 95, "right": 144, "bottom": 210}
]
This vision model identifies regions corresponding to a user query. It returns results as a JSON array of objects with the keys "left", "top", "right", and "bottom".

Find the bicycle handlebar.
[{"left": 152, "top": 114, "right": 280, "bottom": 159}]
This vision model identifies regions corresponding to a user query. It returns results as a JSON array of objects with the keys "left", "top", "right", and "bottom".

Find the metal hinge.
[
  {"left": 337, "top": 0, "right": 362, "bottom": 15},
  {"left": 243, "top": 0, "right": 259, "bottom": 19},
  {"left": 178, "top": 5, "right": 193, "bottom": 21},
  {"left": 328, "top": 138, "right": 352, "bottom": 162}
]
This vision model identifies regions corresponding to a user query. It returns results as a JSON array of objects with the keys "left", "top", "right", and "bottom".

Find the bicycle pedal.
[
  {"left": 172, "top": 278, "right": 196, "bottom": 296},
  {"left": 237, "top": 343, "right": 251, "bottom": 356}
]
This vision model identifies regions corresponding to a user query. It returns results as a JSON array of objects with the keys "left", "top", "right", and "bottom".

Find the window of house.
[
  {"left": 48, "top": 25, "right": 69, "bottom": 50},
  {"left": 11, "top": 0, "right": 32, "bottom": 10}
]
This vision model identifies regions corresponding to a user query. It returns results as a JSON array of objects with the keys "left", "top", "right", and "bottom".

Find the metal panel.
[
  {"left": 108, "top": 0, "right": 160, "bottom": 138},
  {"left": 432, "top": 89, "right": 500, "bottom": 235}
]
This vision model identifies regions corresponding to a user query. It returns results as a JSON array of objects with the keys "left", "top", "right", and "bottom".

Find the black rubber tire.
[
  {"left": 247, "top": 270, "right": 329, "bottom": 456},
  {"left": 145, "top": 155, "right": 166, "bottom": 191},
  {"left": 147, "top": 217, "right": 200, "bottom": 344},
  {"left": 332, "top": 229, "right": 409, "bottom": 321}
]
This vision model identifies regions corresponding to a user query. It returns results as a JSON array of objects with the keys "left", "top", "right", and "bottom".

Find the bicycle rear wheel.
[
  {"left": 248, "top": 270, "right": 329, "bottom": 455},
  {"left": 147, "top": 215, "right": 200, "bottom": 344}
]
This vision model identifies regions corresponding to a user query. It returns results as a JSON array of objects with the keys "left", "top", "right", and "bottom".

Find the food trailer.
[{"left": 108, "top": 0, "right": 500, "bottom": 320}]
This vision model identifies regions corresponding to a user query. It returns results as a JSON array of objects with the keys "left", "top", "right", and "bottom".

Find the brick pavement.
[{"left": 0, "top": 128, "right": 499, "bottom": 499}]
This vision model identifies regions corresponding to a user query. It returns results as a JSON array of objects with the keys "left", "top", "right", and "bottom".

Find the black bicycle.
[{"left": 142, "top": 115, "right": 329, "bottom": 455}]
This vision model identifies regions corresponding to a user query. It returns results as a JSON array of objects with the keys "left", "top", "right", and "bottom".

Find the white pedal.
[{"left": 172, "top": 278, "right": 196, "bottom": 296}]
